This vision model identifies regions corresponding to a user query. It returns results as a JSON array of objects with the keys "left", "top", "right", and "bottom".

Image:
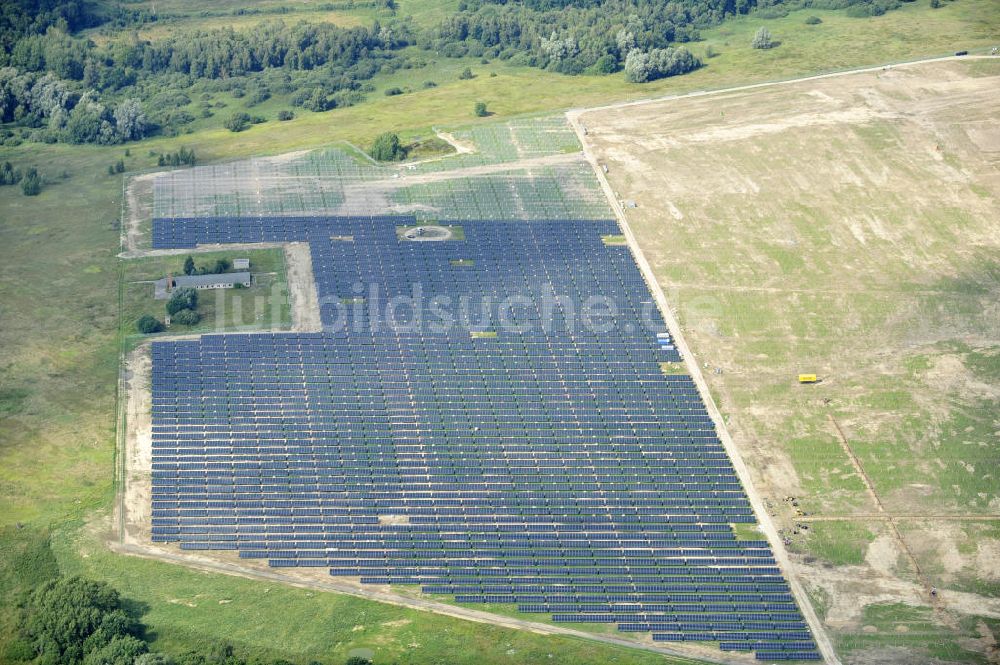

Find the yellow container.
[{"left": 798, "top": 374, "right": 818, "bottom": 383}]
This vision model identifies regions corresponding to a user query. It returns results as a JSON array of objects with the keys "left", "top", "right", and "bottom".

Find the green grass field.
[
  {"left": 1, "top": 0, "right": 998, "bottom": 661},
  {"left": 123, "top": 249, "right": 291, "bottom": 338}
]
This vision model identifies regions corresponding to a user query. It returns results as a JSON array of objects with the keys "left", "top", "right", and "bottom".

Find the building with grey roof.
[{"left": 154, "top": 272, "right": 251, "bottom": 299}]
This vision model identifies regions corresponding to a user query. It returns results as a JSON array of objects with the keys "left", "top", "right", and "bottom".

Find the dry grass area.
[{"left": 580, "top": 58, "right": 1000, "bottom": 664}]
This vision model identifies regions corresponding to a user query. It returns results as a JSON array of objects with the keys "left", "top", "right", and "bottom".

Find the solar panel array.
[
  {"left": 150, "top": 216, "right": 821, "bottom": 661},
  {"left": 152, "top": 147, "right": 611, "bottom": 223}
]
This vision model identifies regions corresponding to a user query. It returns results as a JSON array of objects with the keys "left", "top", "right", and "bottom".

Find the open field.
[
  {"left": 84, "top": 9, "right": 375, "bottom": 45},
  {"left": 578, "top": 58, "right": 1000, "bottom": 664}
]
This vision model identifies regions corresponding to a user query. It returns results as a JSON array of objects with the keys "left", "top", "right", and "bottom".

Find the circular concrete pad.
[{"left": 402, "top": 225, "right": 453, "bottom": 241}]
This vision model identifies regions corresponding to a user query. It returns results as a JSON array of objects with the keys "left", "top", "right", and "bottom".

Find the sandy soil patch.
[
  {"left": 124, "top": 174, "right": 155, "bottom": 254},
  {"left": 284, "top": 242, "right": 322, "bottom": 332},
  {"left": 122, "top": 345, "right": 152, "bottom": 546}
]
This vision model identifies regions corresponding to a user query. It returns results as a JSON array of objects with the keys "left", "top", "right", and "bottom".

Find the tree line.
[
  {"left": 0, "top": 6, "right": 410, "bottom": 145},
  {"left": 0, "top": 0, "right": 913, "bottom": 146},
  {"left": 428, "top": 0, "right": 711, "bottom": 74}
]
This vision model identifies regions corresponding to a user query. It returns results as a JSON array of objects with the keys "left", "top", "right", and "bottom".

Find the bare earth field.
[{"left": 579, "top": 58, "right": 1000, "bottom": 664}]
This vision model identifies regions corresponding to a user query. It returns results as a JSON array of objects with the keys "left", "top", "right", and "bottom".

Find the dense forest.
[
  {"left": 0, "top": 1, "right": 409, "bottom": 144},
  {"left": 0, "top": 0, "right": 911, "bottom": 146},
  {"left": 429, "top": 0, "right": 909, "bottom": 72}
]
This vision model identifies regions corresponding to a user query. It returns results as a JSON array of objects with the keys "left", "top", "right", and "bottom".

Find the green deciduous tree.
[
  {"left": 752, "top": 26, "right": 774, "bottom": 49},
  {"left": 1, "top": 162, "right": 22, "bottom": 185},
  {"left": 171, "top": 308, "right": 201, "bottom": 326},
  {"left": 624, "top": 47, "right": 700, "bottom": 83},
  {"left": 369, "top": 132, "right": 407, "bottom": 161},
  {"left": 19, "top": 577, "right": 132, "bottom": 665},
  {"left": 83, "top": 636, "right": 147, "bottom": 665},
  {"left": 21, "top": 167, "right": 41, "bottom": 195},
  {"left": 135, "top": 315, "right": 164, "bottom": 333},
  {"left": 166, "top": 287, "right": 198, "bottom": 316},
  {"left": 183, "top": 256, "right": 195, "bottom": 276},
  {"left": 207, "top": 258, "right": 231, "bottom": 275},
  {"left": 474, "top": 101, "right": 488, "bottom": 117},
  {"left": 224, "top": 112, "right": 251, "bottom": 133},
  {"left": 112, "top": 99, "right": 147, "bottom": 142}
]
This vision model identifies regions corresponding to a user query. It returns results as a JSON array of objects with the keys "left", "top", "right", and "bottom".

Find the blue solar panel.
[{"left": 147, "top": 216, "right": 820, "bottom": 660}]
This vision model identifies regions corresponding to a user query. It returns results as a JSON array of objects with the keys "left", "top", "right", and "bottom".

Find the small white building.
[{"left": 233, "top": 258, "right": 250, "bottom": 270}]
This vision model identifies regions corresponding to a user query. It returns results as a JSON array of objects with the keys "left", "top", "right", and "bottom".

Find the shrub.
[
  {"left": 422, "top": 81, "right": 437, "bottom": 88},
  {"left": 205, "top": 259, "right": 231, "bottom": 274},
  {"left": 135, "top": 315, "right": 163, "bottom": 334},
  {"left": 21, "top": 168, "right": 42, "bottom": 196},
  {"left": 474, "top": 101, "right": 488, "bottom": 117},
  {"left": 624, "top": 47, "right": 701, "bottom": 83},
  {"left": 805, "top": 15, "right": 823, "bottom": 24},
  {"left": 384, "top": 87, "right": 404, "bottom": 96},
  {"left": 166, "top": 287, "right": 198, "bottom": 316},
  {"left": 458, "top": 67, "right": 475, "bottom": 80},
  {"left": 158, "top": 148, "right": 197, "bottom": 167},
  {"left": 171, "top": 309, "right": 201, "bottom": 326},
  {"left": 1, "top": 162, "right": 21, "bottom": 185},
  {"left": 247, "top": 87, "right": 271, "bottom": 106},
  {"left": 277, "top": 110, "right": 294, "bottom": 121},
  {"left": 82, "top": 635, "right": 147, "bottom": 665},
  {"left": 592, "top": 54, "right": 618, "bottom": 73},
  {"left": 369, "top": 132, "right": 407, "bottom": 161},
  {"left": 751, "top": 27, "right": 774, "bottom": 49},
  {"left": 224, "top": 112, "right": 251, "bottom": 132}
]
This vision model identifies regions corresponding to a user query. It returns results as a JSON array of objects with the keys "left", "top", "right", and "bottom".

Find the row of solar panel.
[{"left": 149, "top": 217, "right": 815, "bottom": 659}]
